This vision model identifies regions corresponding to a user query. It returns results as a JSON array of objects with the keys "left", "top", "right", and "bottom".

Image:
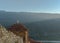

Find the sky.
[{"left": 0, "top": 0, "right": 60, "bottom": 13}]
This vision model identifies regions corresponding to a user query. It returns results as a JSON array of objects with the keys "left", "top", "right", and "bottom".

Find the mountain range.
[{"left": 0, "top": 11, "right": 60, "bottom": 40}]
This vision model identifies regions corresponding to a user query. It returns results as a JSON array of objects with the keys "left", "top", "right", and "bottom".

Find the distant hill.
[{"left": 0, "top": 11, "right": 60, "bottom": 27}]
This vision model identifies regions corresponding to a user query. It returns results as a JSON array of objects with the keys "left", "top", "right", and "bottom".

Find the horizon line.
[{"left": 0, "top": 10, "right": 60, "bottom": 14}]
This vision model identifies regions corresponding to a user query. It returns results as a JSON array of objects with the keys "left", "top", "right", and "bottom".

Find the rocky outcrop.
[{"left": 0, "top": 25, "right": 22, "bottom": 43}]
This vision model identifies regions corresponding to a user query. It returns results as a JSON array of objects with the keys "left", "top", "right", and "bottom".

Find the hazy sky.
[{"left": 0, "top": 0, "right": 60, "bottom": 13}]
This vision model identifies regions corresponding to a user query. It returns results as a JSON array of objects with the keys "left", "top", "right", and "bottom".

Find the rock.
[{"left": 0, "top": 25, "right": 21, "bottom": 43}]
